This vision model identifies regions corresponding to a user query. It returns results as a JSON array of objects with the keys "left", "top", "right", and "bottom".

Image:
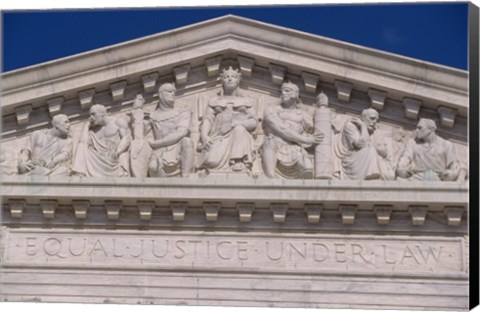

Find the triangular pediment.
[{"left": 0, "top": 14, "right": 472, "bottom": 311}]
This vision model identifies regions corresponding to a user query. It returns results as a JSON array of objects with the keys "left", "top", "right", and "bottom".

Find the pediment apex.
[{"left": 1, "top": 15, "right": 468, "bottom": 130}]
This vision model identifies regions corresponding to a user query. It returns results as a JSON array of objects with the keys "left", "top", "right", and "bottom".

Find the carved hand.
[
  {"left": 350, "top": 117, "right": 364, "bottom": 128},
  {"left": 305, "top": 131, "right": 324, "bottom": 145},
  {"left": 354, "top": 138, "right": 368, "bottom": 149},
  {"left": 18, "top": 160, "right": 34, "bottom": 173},
  {"left": 396, "top": 166, "right": 412, "bottom": 178},
  {"left": 45, "top": 158, "right": 58, "bottom": 169},
  {"left": 376, "top": 143, "right": 388, "bottom": 158},
  {"left": 203, "top": 137, "right": 213, "bottom": 151},
  {"left": 147, "top": 139, "right": 159, "bottom": 149},
  {"left": 438, "top": 170, "right": 458, "bottom": 181}
]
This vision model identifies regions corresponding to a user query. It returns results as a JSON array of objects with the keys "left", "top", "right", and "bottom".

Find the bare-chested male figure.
[{"left": 72, "top": 104, "right": 131, "bottom": 177}]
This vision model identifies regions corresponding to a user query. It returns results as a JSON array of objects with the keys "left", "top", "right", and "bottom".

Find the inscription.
[{"left": 4, "top": 230, "right": 465, "bottom": 276}]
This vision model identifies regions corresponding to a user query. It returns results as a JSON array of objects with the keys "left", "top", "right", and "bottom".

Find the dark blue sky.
[{"left": 2, "top": 3, "right": 469, "bottom": 72}]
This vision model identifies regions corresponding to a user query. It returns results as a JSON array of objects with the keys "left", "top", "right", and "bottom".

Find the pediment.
[{"left": 0, "top": 15, "right": 472, "bottom": 310}]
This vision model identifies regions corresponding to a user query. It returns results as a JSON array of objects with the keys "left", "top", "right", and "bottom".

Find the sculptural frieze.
[{"left": 2, "top": 74, "right": 467, "bottom": 182}]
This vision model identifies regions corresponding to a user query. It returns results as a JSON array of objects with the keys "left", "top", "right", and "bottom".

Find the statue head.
[
  {"left": 220, "top": 66, "right": 241, "bottom": 93},
  {"left": 315, "top": 92, "right": 329, "bottom": 107},
  {"left": 89, "top": 104, "right": 108, "bottom": 126},
  {"left": 52, "top": 114, "right": 70, "bottom": 137},
  {"left": 361, "top": 108, "right": 379, "bottom": 132},
  {"left": 158, "top": 83, "right": 176, "bottom": 109},
  {"left": 132, "top": 93, "right": 145, "bottom": 109},
  {"left": 416, "top": 118, "right": 437, "bottom": 141},
  {"left": 280, "top": 81, "right": 300, "bottom": 106}
]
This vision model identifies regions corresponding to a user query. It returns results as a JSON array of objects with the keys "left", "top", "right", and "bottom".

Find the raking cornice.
[{"left": 1, "top": 15, "right": 468, "bottom": 117}]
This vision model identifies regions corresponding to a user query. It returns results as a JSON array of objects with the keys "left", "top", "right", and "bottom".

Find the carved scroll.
[{"left": 314, "top": 92, "right": 333, "bottom": 179}]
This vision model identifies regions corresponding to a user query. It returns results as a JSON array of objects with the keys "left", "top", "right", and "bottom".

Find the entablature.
[{"left": 1, "top": 176, "right": 468, "bottom": 233}]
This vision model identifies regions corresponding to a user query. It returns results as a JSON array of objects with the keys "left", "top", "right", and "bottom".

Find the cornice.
[
  {"left": 1, "top": 15, "right": 468, "bottom": 118},
  {"left": 1, "top": 176, "right": 468, "bottom": 232}
]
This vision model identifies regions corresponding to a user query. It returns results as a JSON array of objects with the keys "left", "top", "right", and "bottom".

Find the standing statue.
[
  {"left": 17, "top": 114, "right": 72, "bottom": 176},
  {"left": 144, "top": 83, "right": 194, "bottom": 177},
  {"left": 333, "top": 108, "right": 394, "bottom": 180},
  {"left": 197, "top": 67, "right": 258, "bottom": 174},
  {"left": 72, "top": 104, "right": 131, "bottom": 177},
  {"left": 261, "top": 81, "right": 323, "bottom": 179},
  {"left": 396, "top": 118, "right": 459, "bottom": 181}
]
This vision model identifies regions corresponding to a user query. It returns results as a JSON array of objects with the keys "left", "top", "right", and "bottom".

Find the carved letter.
[
  {"left": 113, "top": 239, "right": 124, "bottom": 258},
  {"left": 189, "top": 240, "right": 202, "bottom": 258},
  {"left": 399, "top": 246, "right": 420, "bottom": 265},
  {"left": 174, "top": 240, "right": 186, "bottom": 259},
  {"left": 68, "top": 238, "right": 86, "bottom": 257},
  {"left": 313, "top": 243, "right": 329, "bottom": 262},
  {"left": 26, "top": 237, "right": 37, "bottom": 256},
  {"left": 416, "top": 245, "right": 443, "bottom": 264},
  {"left": 237, "top": 241, "right": 249, "bottom": 261},
  {"left": 334, "top": 244, "right": 347, "bottom": 263},
  {"left": 265, "top": 242, "right": 283, "bottom": 261},
  {"left": 382, "top": 245, "right": 396, "bottom": 264},
  {"left": 152, "top": 240, "right": 169, "bottom": 258},
  {"left": 43, "top": 238, "right": 65, "bottom": 258},
  {"left": 216, "top": 241, "right": 233, "bottom": 260},
  {"left": 130, "top": 239, "right": 144, "bottom": 258},
  {"left": 89, "top": 239, "right": 108, "bottom": 257},
  {"left": 289, "top": 242, "right": 307, "bottom": 261},
  {"left": 351, "top": 244, "right": 371, "bottom": 264}
]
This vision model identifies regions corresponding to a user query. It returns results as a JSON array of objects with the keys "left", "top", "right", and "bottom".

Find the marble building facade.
[{"left": 0, "top": 15, "right": 469, "bottom": 310}]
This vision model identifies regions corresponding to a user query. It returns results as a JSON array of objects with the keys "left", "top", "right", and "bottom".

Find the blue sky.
[{"left": 2, "top": 3, "right": 469, "bottom": 72}]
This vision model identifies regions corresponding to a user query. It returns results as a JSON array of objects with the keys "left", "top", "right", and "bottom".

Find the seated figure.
[
  {"left": 197, "top": 67, "right": 258, "bottom": 174},
  {"left": 261, "top": 82, "right": 323, "bottom": 179},
  {"left": 145, "top": 83, "right": 194, "bottom": 177},
  {"left": 396, "top": 118, "right": 459, "bottom": 181},
  {"left": 72, "top": 104, "right": 131, "bottom": 177},
  {"left": 334, "top": 108, "right": 394, "bottom": 180},
  {"left": 18, "top": 114, "right": 72, "bottom": 176}
]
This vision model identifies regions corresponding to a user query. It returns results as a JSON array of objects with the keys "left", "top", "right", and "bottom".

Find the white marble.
[{"left": 0, "top": 14, "right": 470, "bottom": 311}]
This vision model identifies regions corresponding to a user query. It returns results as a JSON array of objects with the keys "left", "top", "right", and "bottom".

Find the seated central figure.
[{"left": 197, "top": 67, "right": 258, "bottom": 174}]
